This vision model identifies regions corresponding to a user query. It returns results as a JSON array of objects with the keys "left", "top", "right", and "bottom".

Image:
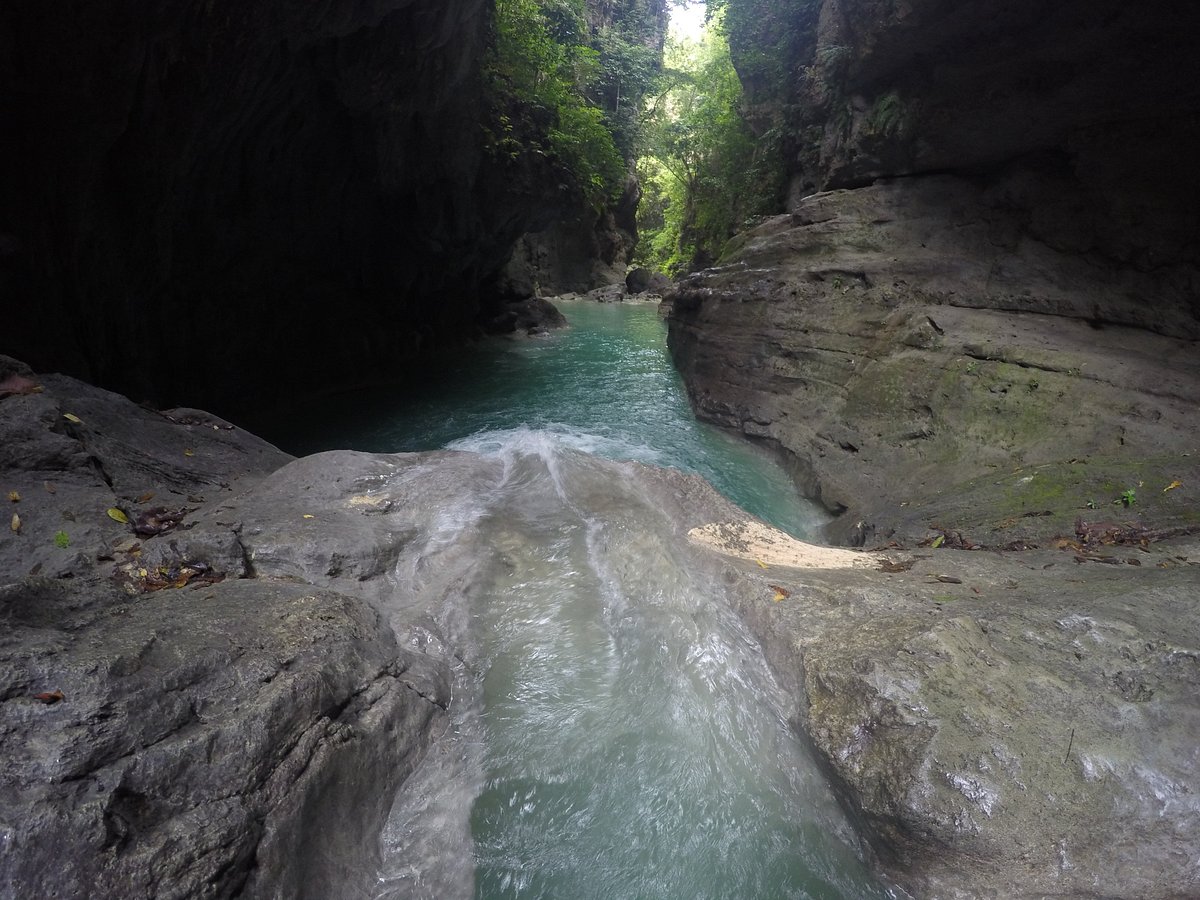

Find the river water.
[{"left": 272, "top": 301, "right": 891, "bottom": 899}]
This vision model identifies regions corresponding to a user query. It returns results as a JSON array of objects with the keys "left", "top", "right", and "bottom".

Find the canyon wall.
[
  {"left": 0, "top": 0, "right": 576, "bottom": 415},
  {"left": 670, "top": 0, "right": 1200, "bottom": 547},
  {"left": 666, "top": 4, "right": 1200, "bottom": 895}
]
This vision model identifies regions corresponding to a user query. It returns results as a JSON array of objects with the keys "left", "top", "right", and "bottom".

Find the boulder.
[
  {"left": 0, "top": 360, "right": 451, "bottom": 898},
  {"left": 0, "top": 577, "right": 446, "bottom": 900},
  {"left": 585, "top": 283, "right": 628, "bottom": 303},
  {"left": 625, "top": 267, "right": 671, "bottom": 295},
  {"left": 698, "top": 521, "right": 1200, "bottom": 899}
]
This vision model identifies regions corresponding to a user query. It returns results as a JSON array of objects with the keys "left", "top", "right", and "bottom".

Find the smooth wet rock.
[
  {"left": 711, "top": 532, "right": 1200, "bottom": 899},
  {"left": 5, "top": 360, "right": 1198, "bottom": 899},
  {"left": 0, "top": 355, "right": 291, "bottom": 583}
]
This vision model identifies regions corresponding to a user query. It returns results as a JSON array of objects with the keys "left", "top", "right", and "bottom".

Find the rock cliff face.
[
  {"left": 670, "top": 0, "right": 1200, "bottom": 547},
  {"left": 493, "top": 0, "right": 669, "bottom": 300},
  {"left": 0, "top": 0, "right": 570, "bottom": 416}
]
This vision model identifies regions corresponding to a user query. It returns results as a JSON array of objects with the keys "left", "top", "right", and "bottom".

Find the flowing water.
[
  {"left": 269, "top": 301, "right": 891, "bottom": 899},
  {"left": 269, "top": 301, "right": 820, "bottom": 538}
]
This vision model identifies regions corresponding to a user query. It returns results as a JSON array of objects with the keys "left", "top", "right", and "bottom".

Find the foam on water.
[{"left": 375, "top": 440, "right": 893, "bottom": 900}]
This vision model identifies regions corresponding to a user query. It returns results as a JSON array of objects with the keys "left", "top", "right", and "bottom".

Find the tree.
[
  {"left": 485, "top": 0, "right": 627, "bottom": 210},
  {"left": 634, "top": 12, "right": 784, "bottom": 274}
]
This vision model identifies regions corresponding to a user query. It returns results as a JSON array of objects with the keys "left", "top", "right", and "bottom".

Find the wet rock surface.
[
  {"left": 0, "top": 361, "right": 452, "bottom": 898},
  {"left": 716, "top": 534, "right": 1200, "bottom": 899}
]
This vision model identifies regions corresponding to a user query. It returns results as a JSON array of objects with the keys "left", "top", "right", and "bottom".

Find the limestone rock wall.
[{"left": 670, "top": 0, "right": 1200, "bottom": 545}]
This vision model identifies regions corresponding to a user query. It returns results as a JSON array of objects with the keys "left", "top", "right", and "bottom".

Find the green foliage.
[
  {"left": 53, "top": 529, "right": 69, "bottom": 548},
  {"left": 486, "top": 0, "right": 626, "bottom": 209},
  {"left": 1116, "top": 488, "right": 1137, "bottom": 508},
  {"left": 590, "top": 26, "right": 662, "bottom": 157},
  {"left": 707, "top": 0, "right": 817, "bottom": 90},
  {"left": 634, "top": 13, "right": 785, "bottom": 274},
  {"left": 865, "top": 90, "right": 906, "bottom": 137}
]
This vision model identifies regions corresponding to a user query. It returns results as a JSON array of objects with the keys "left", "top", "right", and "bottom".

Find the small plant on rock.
[{"left": 1114, "top": 489, "right": 1137, "bottom": 508}]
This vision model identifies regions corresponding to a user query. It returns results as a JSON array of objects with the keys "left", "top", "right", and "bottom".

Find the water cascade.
[{"left": 278, "top": 302, "right": 893, "bottom": 899}]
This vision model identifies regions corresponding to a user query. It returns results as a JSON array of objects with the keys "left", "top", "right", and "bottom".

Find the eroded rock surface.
[
  {"left": 0, "top": 361, "right": 451, "bottom": 898},
  {"left": 669, "top": 177, "right": 1200, "bottom": 547},
  {"left": 2, "top": 358, "right": 1199, "bottom": 899},
  {"left": 671, "top": 0, "right": 1200, "bottom": 550},
  {"left": 714, "top": 529, "right": 1200, "bottom": 899}
]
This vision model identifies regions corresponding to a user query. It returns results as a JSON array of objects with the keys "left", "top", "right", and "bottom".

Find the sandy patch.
[{"left": 688, "top": 520, "right": 870, "bottom": 569}]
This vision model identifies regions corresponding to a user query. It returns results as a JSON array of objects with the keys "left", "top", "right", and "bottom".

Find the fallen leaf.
[
  {"left": 7, "top": 491, "right": 19, "bottom": 503},
  {"left": 971, "top": 587, "right": 981, "bottom": 594},
  {"left": 10, "top": 512, "right": 21, "bottom": 533},
  {"left": 927, "top": 574, "right": 963, "bottom": 584},
  {"left": 63, "top": 413, "right": 83, "bottom": 424},
  {"left": 1164, "top": 480, "right": 1182, "bottom": 492},
  {"left": 302, "top": 514, "right": 315, "bottom": 519},
  {"left": 930, "top": 534, "right": 945, "bottom": 549},
  {"left": 34, "top": 689, "right": 64, "bottom": 705},
  {"left": 754, "top": 558, "right": 768, "bottom": 569},
  {"left": 43, "top": 481, "right": 57, "bottom": 494},
  {"left": 133, "top": 506, "right": 188, "bottom": 536},
  {"left": 183, "top": 448, "right": 194, "bottom": 457},
  {"left": 769, "top": 584, "right": 791, "bottom": 602},
  {"left": 106, "top": 507, "right": 130, "bottom": 525},
  {"left": 879, "top": 558, "right": 916, "bottom": 573},
  {"left": 135, "top": 491, "right": 155, "bottom": 504},
  {"left": 115, "top": 559, "right": 224, "bottom": 593}
]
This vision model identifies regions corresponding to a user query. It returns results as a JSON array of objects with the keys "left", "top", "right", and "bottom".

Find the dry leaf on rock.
[{"left": 133, "top": 507, "right": 189, "bottom": 536}]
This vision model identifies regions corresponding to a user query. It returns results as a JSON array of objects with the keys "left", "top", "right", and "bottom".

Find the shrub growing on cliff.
[
  {"left": 634, "top": 11, "right": 784, "bottom": 274},
  {"left": 486, "top": 0, "right": 627, "bottom": 209}
]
